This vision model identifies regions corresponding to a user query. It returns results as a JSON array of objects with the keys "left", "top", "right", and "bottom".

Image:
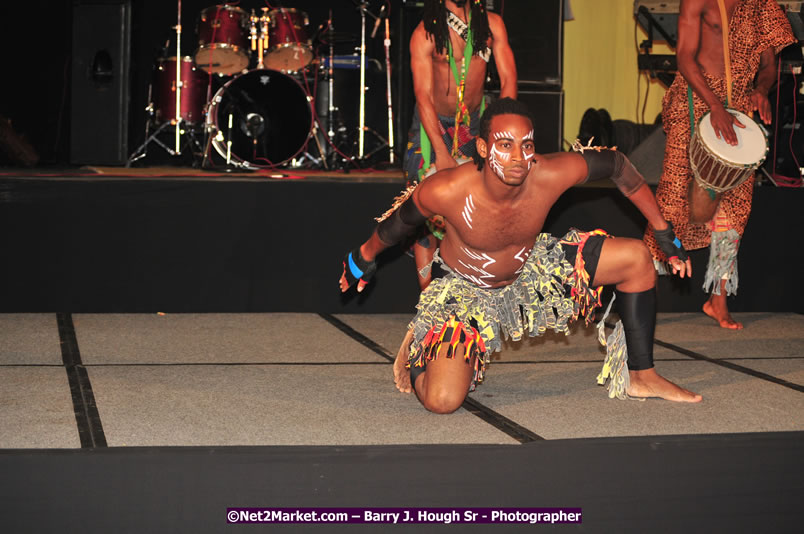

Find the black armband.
[
  {"left": 376, "top": 196, "right": 428, "bottom": 245},
  {"left": 581, "top": 149, "right": 645, "bottom": 197}
]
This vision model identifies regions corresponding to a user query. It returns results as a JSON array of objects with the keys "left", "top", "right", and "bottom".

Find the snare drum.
[
  {"left": 263, "top": 8, "right": 313, "bottom": 73},
  {"left": 195, "top": 5, "right": 250, "bottom": 76},
  {"left": 152, "top": 57, "right": 206, "bottom": 125},
  {"left": 206, "top": 69, "right": 313, "bottom": 169},
  {"left": 689, "top": 109, "right": 768, "bottom": 193}
]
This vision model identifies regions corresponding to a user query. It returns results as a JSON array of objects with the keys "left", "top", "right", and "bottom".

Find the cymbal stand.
[
  {"left": 174, "top": 0, "right": 183, "bottom": 153},
  {"left": 251, "top": 8, "right": 270, "bottom": 69},
  {"left": 328, "top": 10, "right": 336, "bottom": 157},
  {"left": 380, "top": 4, "right": 395, "bottom": 164},
  {"left": 357, "top": 1, "right": 369, "bottom": 158},
  {"left": 128, "top": 0, "right": 200, "bottom": 166}
]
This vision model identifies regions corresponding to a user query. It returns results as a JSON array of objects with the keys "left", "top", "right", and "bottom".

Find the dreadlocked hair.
[
  {"left": 423, "top": 0, "right": 491, "bottom": 57},
  {"left": 473, "top": 97, "right": 534, "bottom": 170}
]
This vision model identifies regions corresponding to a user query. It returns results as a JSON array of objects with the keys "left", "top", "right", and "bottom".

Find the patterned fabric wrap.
[
  {"left": 643, "top": 0, "right": 794, "bottom": 261},
  {"left": 403, "top": 105, "right": 481, "bottom": 239},
  {"left": 703, "top": 228, "right": 740, "bottom": 296},
  {"left": 406, "top": 229, "right": 608, "bottom": 391},
  {"left": 404, "top": 105, "right": 481, "bottom": 185}
]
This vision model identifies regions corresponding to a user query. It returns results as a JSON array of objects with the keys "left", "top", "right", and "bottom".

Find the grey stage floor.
[{"left": 1, "top": 311, "right": 802, "bottom": 449}]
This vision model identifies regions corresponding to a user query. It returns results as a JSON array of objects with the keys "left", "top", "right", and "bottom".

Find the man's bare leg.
[
  {"left": 394, "top": 329, "right": 414, "bottom": 393},
  {"left": 411, "top": 344, "right": 473, "bottom": 414},
  {"left": 593, "top": 237, "right": 703, "bottom": 402},
  {"left": 413, "top": 234, "right": 438, "bottom": 290},
  {"left": 688, "top": 181, "right": 722, "bottom": 224},
  {"left": 703, "top": 278, "right": 743, "bottom": 329}
]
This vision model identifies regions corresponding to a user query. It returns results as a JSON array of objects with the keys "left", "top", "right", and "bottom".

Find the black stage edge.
[
  {"left": 1, "top": 432, "right": 802, "bottom": 533},
  {"left": 0, "top": 177, "right": 801, "bottom": 313}
]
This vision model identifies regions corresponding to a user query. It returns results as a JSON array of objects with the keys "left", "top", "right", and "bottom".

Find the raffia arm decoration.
[
  {"left": 374, "top": 183, "right": 417, "bottom": 223},
  {"left": 570, "top": 137, "right": 617, "bottom": 153}
]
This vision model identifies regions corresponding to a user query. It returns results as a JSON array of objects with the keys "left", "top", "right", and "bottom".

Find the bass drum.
[{"left": 207, "top": 69, "right": 312, "bottom": 169}]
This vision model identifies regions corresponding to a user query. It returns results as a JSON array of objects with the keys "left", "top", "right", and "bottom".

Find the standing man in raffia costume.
[{"left": 643, "top": 0, "right": 794, "bottom": 329}]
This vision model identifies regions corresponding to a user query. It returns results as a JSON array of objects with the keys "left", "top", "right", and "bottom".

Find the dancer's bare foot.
[
  {"left": 703, "top": 293, "right": 743, "bottom": 330},
  {"left": 393, "top": 330, "right": 414, "bottom": 393},
  {"left": 627, "top": 368, "right": 702, "bottom": 402}
]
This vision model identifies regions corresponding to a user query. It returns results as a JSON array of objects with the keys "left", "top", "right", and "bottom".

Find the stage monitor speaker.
[
  {"left": 492, "top": 89, "right": 563, "bottom": 154},
  {"left": 499, "top": 0, "right": 563, "bottom": 86},
  {"left": 70, "top": 1, "right": 131, "bottom": 165}
]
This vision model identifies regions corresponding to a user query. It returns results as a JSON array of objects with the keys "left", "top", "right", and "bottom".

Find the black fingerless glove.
[
  {"left": 654, "top": 221, "right": 688, "bottom": 262},
  {"left": 342, "top": 247, "right": 377, "bottom": 287}
]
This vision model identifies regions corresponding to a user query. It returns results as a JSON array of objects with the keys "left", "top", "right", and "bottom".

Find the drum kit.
[{"left": 128, "top": 1, "right": 395, "bottom": 171}]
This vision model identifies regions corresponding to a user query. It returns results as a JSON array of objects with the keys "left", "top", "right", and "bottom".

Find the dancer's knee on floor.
[{"left": 422, "top": 384, "right": 465, "bottom": 414}]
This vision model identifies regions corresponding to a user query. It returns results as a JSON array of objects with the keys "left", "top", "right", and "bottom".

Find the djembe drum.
[{"left": 689, "top": 109, "right": 768, "bottom": 193}]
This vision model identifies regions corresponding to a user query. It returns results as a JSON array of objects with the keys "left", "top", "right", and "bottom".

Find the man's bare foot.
[
  {"left": 627, "top": 368, "right": 702, "bottom": 402},
  {"left": 393, "top": 330, "right": 414, "bottom": 393},
  {"left": 703, "top": 296, "right": 743, "bottom": 330}
]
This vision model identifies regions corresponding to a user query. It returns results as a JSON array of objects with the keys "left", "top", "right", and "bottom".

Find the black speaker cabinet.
[
  {"left": 492, "top": 89, "right": 564, "bottom": 154},
  {"left": 499, "top": 0, "right": 563, "bottom": 86},
  {"left": 70, "top": 1, "right": 132, "bottom": 165}
]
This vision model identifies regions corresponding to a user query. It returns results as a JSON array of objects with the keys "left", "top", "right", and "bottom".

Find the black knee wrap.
[{"left": 615, "top": 288, "right": 656, "bottom": 371}]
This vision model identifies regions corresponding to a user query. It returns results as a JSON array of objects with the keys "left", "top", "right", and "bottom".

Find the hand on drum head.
[
  {"left": 749, "top": 90, "right": 772, "bottom": 125},
  {"left": 710, "top": 105, "right": 744, "bottom": 146}
]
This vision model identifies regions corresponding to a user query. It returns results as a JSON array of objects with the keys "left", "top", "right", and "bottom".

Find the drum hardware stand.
[
  {"left": 250, "top": 8, "right": 270, "bottom": 69},
  {"left": 127, "top": 117, "right": 204, "bottom": 167}
]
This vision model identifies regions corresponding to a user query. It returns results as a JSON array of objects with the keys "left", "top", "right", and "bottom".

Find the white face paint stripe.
[
  {"left": 462, "top": 212, "right": 473, "bottom": 229},
  {"left": 489, "top": 156, "right": 505, "bottom": 180},
  {"left": 467, "top": 194, "right": 475, "bottom": 209},
  {"left": 492, "top": 131, "right": 517, "bottom": 141},
  {"left": 488, "top": 145, "right": 507, "bottom": 179},
  {"left": 522, "top": 130, "right": 534, "bottom": 141}
]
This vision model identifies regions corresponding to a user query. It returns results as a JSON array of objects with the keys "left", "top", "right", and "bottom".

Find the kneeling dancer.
[{"left": 340, "top": 98, "right": 702, "bottom": 413}]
